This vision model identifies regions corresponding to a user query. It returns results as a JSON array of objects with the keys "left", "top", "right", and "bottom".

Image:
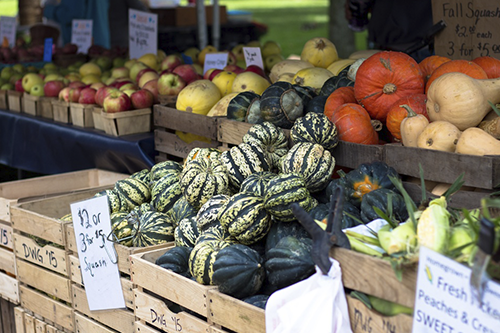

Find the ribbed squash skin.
[
  {"left": 212, "top": 244, "right": 265, "bottom": 299},
  {"left": 114, "top": 178, "right": 151, "bottom": 211},
  {"left": 149, "top": 161, "right": 183, "bottom": 187},
  {"left": 131, "top": 207, "right": 175, "bottom": 247},
  {"left": 227, "top": 91, "right": 260, "bottom": 121},
  {"left": 306, "top": 95, "right": 328, "bottom": 114},
  {"left": 242, "top": 294, "right": 269, "bottom": 309},
  {"left": 291, "top": 112, "right": 339, "bottom": 150},
  {"left": 260, "top": 81, "right": 304, "bottom": 129},
  {"left": 169, "top": 196, "right": 197, "bottom": 228},
  {"left": 197, "top": 225, "right": 236, "bottom": 244},
  {"left": 185, "top": 147, "right": 222, "bottom": 165},
  {"left": 264, "top": 236, "right": 315, "bottom": 290},
  {"left": 180, "top": 157, "right": 230, "bottom": 209},
  {"left": 319, "top": 74, "right": 354, "bottom": 96},
  {"left": 218, "top": 192, "right": 272, "bottom": 245},
  {"left": 110, "top": 211, "right": 132, "bottom": 246},
  {"left": 174, "top": 217, "right": 200, "bottom": 247},
  {"left": 189, "top": 240, "right": 231, "bottom": 285},
  {"left": 242, "top": 122, "right": 289, "bottom": 170},
  {"left": 264, "top": 173, "right": 317, "bottom": 222},
  {"left": 195, "top": 194, "right": 230, "bottom": 233},
  {"left": 220, "top": 142, "right": 271, "bottom": 190},
  {"left": 94, "top": 189, "right": 126, "bottom": 214},
  {"left": 156, "top": 246, "right": 192, "bottom": 277},
  {"left": 151, "top": 173, "right": 182, "bottom": 213},
  {"left": 281, "top": 142, "right": 335, "bottom": 193},
  {"left": 265, "top": 220, "right": 311, "bottom": 253},
  {"left": 130, "top": 169, "right": 151, "bottom": 185},
  {"left": 360, "top": 188, "right": 409, "bottom": 223},
  {"left": 239, "top": 171, "right": 277, "bottom": 198},
  {"left": 293, "top": 85, "right": 317, "bottom": 109}
]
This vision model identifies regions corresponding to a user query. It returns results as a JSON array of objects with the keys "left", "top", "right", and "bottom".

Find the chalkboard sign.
[{"left": 432, "top": 0, "right": 500, "bottom": 59}]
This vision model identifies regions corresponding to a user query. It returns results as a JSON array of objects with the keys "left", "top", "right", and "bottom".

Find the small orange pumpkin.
[
  {"left": 323, "top": 86, "right": 356, "bottom": 121},
  {"left": 425, "top": 59, "right": 488, "bottom": 93},
  {"left": 419, "top": 55, "right": 451, "bottom": 84},
  {"left": 385, "top": 94, "right": 428, "bottom": 141},
  {"left": 354, "top": 51, "right": 425, "bottom": 122},
  {"left": 472, "top": 56, "right": 500, "bottom": 79},
  {"left": 329, "top": 103, "right": 378, "bottom": 145}
]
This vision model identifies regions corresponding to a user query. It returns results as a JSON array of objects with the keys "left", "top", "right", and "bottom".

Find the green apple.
[
  {"left": 43, "top": 63, "right": 58, "bottom": 71},
  {"left": 12, "top": 64, "right": 26, "bottom": 74},
  {"left": 44, "top": 74, "right": 65, "bottom": 82},
  {"left": 96, "top": 56, "right": 112, "bottom": 71},
  {"left": 264, "top": 53, "right": 285, "bottom": 72},
  {"left": 1, "top": 67, "right": 15, "bottom": 81},
  {"left": 30, "top": 83, "right": 45, "bottom": 97},
  {"left": 0, "top": 78, "right": 6, "bottom": 86},
  {"left": 1, "top": 83, "right": 14, "bottom": 90},
  {"left": 129, "top": 62, "right": 148, "bottom": 82},
  {"left": 22, "top": 73, "right": 44, "bottom": 93},
  {"left": 262, "top": 40, "right": 282, "bottom": 58},
  {"left": 113, "top": 57, "right": 126, "bottom": 68}
]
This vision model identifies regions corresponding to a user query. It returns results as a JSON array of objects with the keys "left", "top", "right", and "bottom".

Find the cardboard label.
[
  {"left": 413, "top": 246, "right": 500, "bottom": 332},
  {"left": 0, "top": 16, "right": 16, "bottom": 48},
  {"left": 71, "top": 19, "right": 93, "bottom": 54},
  {"left": 243, "top": 47, "right": 264, "bottom": 69},
  {"left": 432, "top": 0, "right": 500, "bottom": 59},
  {"left": 203, "top": 52, "right": 228, "bottom": 74},
  {"left": 43, "top": 38, "right": 53, "bottom": 62},
  {"left": 129, "top": 9, "right": 158, "bottom": 59},
  {"left": 70, "top": 196, "right": 125, "bottom": 311}
]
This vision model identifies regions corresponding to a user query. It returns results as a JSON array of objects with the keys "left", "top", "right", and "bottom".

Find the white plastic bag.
[{"left": 265, "top": 258, "right": 352, "bottom": 333}]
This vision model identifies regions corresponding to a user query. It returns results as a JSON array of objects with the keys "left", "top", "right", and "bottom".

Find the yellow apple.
[
  {"left": 79, "top": 62, "right": 102, "bottom": 77},
  {"left": 197, "top": 45, "right": 218, "bottom": 65},
  {"left": 81, "top": 74, "right": 102, "bottom": 85},
  {"left": 192, "top": 63, "right": 203, "bottom": 76},
  {"left": 138, "top": 53, "right": 159, "bottom": 71},
  {"left": 183, "top": 47, "right": 200, "bottom": 64},
  {"left": 124, "top": 59, "right": 137, "bottom": 69},
  {"left": 231, "top": 44, "right": 245, "bottom": 61},
  {"left": 264, "top": 53, "right": 285, "bottom": 72},
  {"left": 212, "top": 71, "right": 238, "bottom": 96},
  {"left": 129, "top": 62, "right": 149, "bottom": 82},
  {"left": 262, "top": 41, "right": 282, "bottom": 58},
  {"left": 44, "top": 74, "right": 64, "bottom": 82},
  {"left": 138, "top": 71, "right": 159, "bottom": 88}
]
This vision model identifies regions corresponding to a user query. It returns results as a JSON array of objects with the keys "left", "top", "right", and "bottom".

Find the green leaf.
[
  {"left": 350, "top": 291, "right": 372, "bottom": 309},
  {"left": 419, "top": 163, "right": 427, "bottom": 204},
  {"left": 373, "top": 206, "right": 397, "bottom": 229},
  {"left": 488, "top": 101, "right": 500, "bottom": 117},
  {"left": 389, "top": 259, "right": 403, "bottom": 282},
  {"left": 443, "top": 173, "right": 465, "bottom": 201},
  {"left": 390, "top": 175, "right": 418, "bottom": 230}
]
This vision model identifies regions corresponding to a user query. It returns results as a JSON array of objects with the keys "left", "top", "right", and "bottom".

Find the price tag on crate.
[
  {"left": 129, "top": 9, "right": 158, "bottom": 60},
  {"left": 70, "top": 195, "right": 126, "bottom": 311},
  {"left": 413, "top": 247, "right": 500, "bottom": 332},
  {"left": 0, "top": 16, "right": 16, "bottom": 48},
  {"left": 203, "top": 52, "right": 228, "bottom": 74},
  {"left": 71, "top": 19, "right": 93, "bottom": 54},
  {"left": 243, "top": 47, "right": 264, "bottom": 70}
]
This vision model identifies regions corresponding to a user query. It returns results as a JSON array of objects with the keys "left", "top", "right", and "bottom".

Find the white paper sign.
[
  {"left": 70, "top": 196, "right": 125, "bottom": 311},
  {"left": 203, "top": 52, "right": 228, "bottom": 74},
  {"left": 71, "top": 20, "right": 93, "bottom": 54},
  {"left": 129, "top": 9, "right": 158, "bottom": 60},
  {"left": 413, "top": 246, "right": 500, "bottom": 333},
  {"left": 243, "top": 47, "right": 264, "bottom": 69},
  {"left": 0, "top": 16, "right": 16, "bottom": 48}
]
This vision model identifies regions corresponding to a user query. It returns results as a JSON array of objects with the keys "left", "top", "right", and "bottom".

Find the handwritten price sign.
[
  {"left": 70, "top": 195, "right": 125, "bottom": 311},
  {"left": 71, "top": 20, "right": 92, "bottom": 54},
  {"left": 243, "top": 47, "right": 264, "bottom": 69},
  {"left": 0, "top": 16, "right": 16, "bottom": 47},
  {"left": 129, "top": 9, "right": 158, "bottom": 60}
]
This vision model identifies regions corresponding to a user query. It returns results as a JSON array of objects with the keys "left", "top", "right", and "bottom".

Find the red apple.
[
  {"left": 244, "top": 65, "right": 266, "bottom": 78},
  {"left": 103, "top": 90, "right": 132, "bottom": 113},
  {"left": 208, "top": 69, "right": 223, "bottom": 81},
  {"left": 95, "top": 86, "right": 118, "bottom": 106},
  {"left": 142, "top": 79, "right": 159, "bottom": 103},
  {"left": 157, "top": 73, "right": 186, "bottom": 96},
  {"left": 111, "top": 79, "right": 134, "bottom": 89},
  {"left": 160, "top": 68, "right": 173, "bottom": 76},
  {"left": 68, "top": 81, "right": 86, "bottom": 89},
  {"left": 59, "top": 87, "right": 71, "bottom": 102},
  {"left": 224, "top": 64, "right": 245, "bottom": 74},
  {"left": 135, "top": 68, "right": 156, "bottom": 84},
  {"left": 160, "top": 54, "right": 183, "bottom": 72},
  {"left": 203, "top": 68, "right": 217, "bottom": 80},
  {"left": 172, "top": 64, "right": 199, "bottom": 85},
  {"left": 44, "top": 80, "right": 66, "bottom": 98},
  {"left": 69, "top": 87, "right": 85, "bottom": 103},
  {"left": 130, "top": 89, "right": 154, "bottom": 109},
  {"left": 78, "top": 87, "right": 97, "bottom": 104},
  {"left": 90, "top": 82, "right": 105, "bottom": 90},
  {"left": 62, "top": 43, "right": 78, "bottom": 54},
  {"left": 15, "top": 78, "right": 24, "bottom": 92},
  {"left": 119, "top": 82, "right": 139, "bottom": 91}
]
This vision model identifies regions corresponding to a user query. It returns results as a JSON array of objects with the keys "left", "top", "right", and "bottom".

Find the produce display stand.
[
  {"left": 7, "top": 91, "right": 23, "bottom": 113},
  {"left": 51, "top": 100, "right": 71, "bottom": 124},
  {"left": 0, "top": 89, "right": 8, "bottom": 110},
  {"left": 69, "top": 103, "right": 95, "bottom": 128}
]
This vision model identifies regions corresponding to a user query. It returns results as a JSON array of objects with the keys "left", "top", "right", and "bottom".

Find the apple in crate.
[
  {"left": 158, "top": 73, "right": 186, "bottom": 96},
  {"left": 161, "top": 54, "right": 183, "bottom": 72},
  {"left": 44, "top": 80, "right": 65, "bottom": 97},
  {"left": 22, "top": 73, "right": 44, "bottom": 93},
  {"left": 130, "top": 89, "right": 154, "bottom": 109},
  {"left": 244, "top": 65, "right": 267, "bottom": 78},
  {"left": 103, "top": 90, "right": 131, "bottom": 113},
  {"left": 142, "top": 79, "right": 159, "bottom": 103},
  {"left": 30, "top": 84, "right": 45, "bottom": 97},
  {"left": 78, "top": 87, "right": 97, "bottom": 104},
  {"left": 223, "top": 64, "right": 244, "bottom": 74},
  {"left": 111, "top": 66, "right": 130, "bottom": 79},
  {"left": 68, "top": 81, "right": 86, "bottom": 89},
  {"left": 172, "top": 64, "right": 198, "bottom": 85},
  {"left": 15, "top": 78, "right": 24, "bottom": 92},
  {"left": 138, "top": 71, "right": 159, "bottom": 88},
  {"left": 90, "top": 82, "right": 105, "bottom": 90},
  {"left": 69, "top": 87, "right": 85, "bottom": 103},
  {"left": 59, "top": 87, "right": 71, "bottom": 102},
  {"left": 95, "top": 87, "right": 119, "bottom": 106}
]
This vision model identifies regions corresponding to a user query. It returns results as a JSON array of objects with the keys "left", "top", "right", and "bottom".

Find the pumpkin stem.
[
  {"left": 400, "top": 104, "right": 417, "bottom": 117},
  {"left": 316, "top": 39, "right": 326, "bottom": 50},
  {"left": 371, "top": 119, "right": 383, "bottom": 132},
  {"left": 382, "top": 83, "right": 397, "bottom": 94}
]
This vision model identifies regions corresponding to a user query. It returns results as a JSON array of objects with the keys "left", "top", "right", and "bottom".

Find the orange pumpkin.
[
  {"left": 385, "top": 94, "right": 428, "bottom": 141},
  {"left": 419, "top": 55, "right": 451, "bottom": 83},
  {"left": 324, "top": 86, "right": 356, "bottom": 121},
  {"left": 425, "top": 59, "right": 488, "bottom": 93},
  {"left": 329, "top": 103, "right": 378, "bottom": 145},
  {"left": 354, "top": 51, "right": 425, "bottom": 122},
  {"left": 472, "top": 56, "right": 500, "bottom": 79}
]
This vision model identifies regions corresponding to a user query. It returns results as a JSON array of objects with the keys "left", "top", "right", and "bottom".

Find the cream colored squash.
[
  {"left": 269, "top": 59, "right": 313, "bottom": 83},
  {"left": 455, "top": 127, "right": 500, "bottom": 156},
  {"left": 300, "top": 37, "right": 339, "bottom": 68},
  {"left": 426, "top": 72, "right": 500, "bottom": 130},
  {"left": 326, "top": 58, "right": 356, "bottom": 76},
  {"left": 293, "top": 67, "right": 334, "bottom": 93},
  {"left": 400, "top": 105, "right": 429, "bottom": 147},
  {"left": 417, "top": 121, "right": 462, "bottom": 152}
]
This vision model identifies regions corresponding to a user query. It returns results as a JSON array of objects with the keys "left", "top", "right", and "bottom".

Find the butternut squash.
[
  {"left": 455, "top": 127, "right": 500, "bottom": 156},
  {"left": 417, "top": 121, "right": 461, "bottom": 152},
  {"left": 426, "top": 72, "right": 500, "bottom": 130},
  {"left": 400, "top": 105, "right": 429, "bottom": 147}
]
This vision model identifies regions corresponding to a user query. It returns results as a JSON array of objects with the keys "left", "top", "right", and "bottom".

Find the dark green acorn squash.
[
  {"left": 189, "top": 239, "right": 232, "bottom": 285},
  {"left": 306, "top": 95, "right": 328, "bottom": 114},
  {"left": 242, "top": 294, "right": 269, "bottom": 309},
  {"left": 212, "top": 244, "right": 265, "bottom": 299},
  {"left": 290, "top": 112, "right": 339, "bottom": 150},
  {"left": 360, "top": 188, "right": 409, "bottom": 223},
  {"left": 319, "top": 75, "right": 354, "bottom": 97},
  {"left": 260, "top": 81, "right": 304, "bottom": 129},
  {"left": 308, "top": 203, "right": 329, "bottom": 221},
  {"left": 227, "top": 91, "right": 261, "bottom": 122},
  {"left": 264, "top": 220, "right": 310, "bottom": 254},
  {"left": 293, "top": 84, "right": 317, "bottom": 110},
  {"left": 156, "top": 246, "right": 192, "bottom": 278},
  {"left": 247, "top": 99, "right": 263, "bottom": 124}
]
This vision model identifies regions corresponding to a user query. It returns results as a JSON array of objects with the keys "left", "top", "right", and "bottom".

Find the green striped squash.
[
  {"left": 220, "top": 142, "right": 271, "bottom": 191},
  {"left": 132, "top": 209, "right": 175, "bottom": 247},
  {"left": 264, "top": 173, "right": 317, "bottom": 222},
  {"left": 242, "top": 122, "right": 289, "bottom": 170},
  {"left": 169, "top": 196, "right": 197, "bottom": 228},
  {"left": 130, "top": 169, "right": 151, "bottom": 185},
  {"left": 197, "top": 225, "right": 236, "bottom": 244},
  {"left": 180, "top": 158, "right": 230, "bottom": 209},
  {"left": 184, "top": 147, "right": 222, "bottom": 166},
  {"left": 174, "top": 217, "right": 200, "bottom": 248},
  {"left": 281, "top": 142, "right": 335, "bottom": 193},
  {"left": 291, "top": 112, "right": 339, "bottom": 150},
  {"left": 195, "top": 194, "right": 230, "bottom": 233},
  {"left": 151, "top": 173, "right": 182, "bottom": 213},
  {"left": 110, "top": 211, "right": 132, "bottom": 246},
  {"left": 260, "top": 82, "right": 304, "bottom": 129},
  {"left": 94, "top": 189, "right": 127, "bottom": 214},
  {"left": 189, "top": 239, "right": 232, "bottom": 285},
  {"left": 218, "top": 192, "right": 272, "bottom": 245},
  {"left": 149, "top": 161, "right": 183, "bottom": 186},
  {"left": 239, "top": 171, "right": 277, "bottom": 198},
  {"left": 114, "top": 178, "right": 151, "bottom": 211}
]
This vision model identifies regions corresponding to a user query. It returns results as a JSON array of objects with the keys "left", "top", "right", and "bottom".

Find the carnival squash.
[
  {"left": 354, "top": 51, "right": 424, "bottom": 121},
  {"left": 426, "top": 72, "right": 500, "bottom": 130},
  {"left": 455, "top": 127, "right": 500, "bottom": 156},
  {"left": 425, "top": 60, "right": 488, "bottom": 93},
  {"left": 417, "top": 121, "right": 461, "bottom": 152},
  {"left": 329, "top": 103, "right": 378, "bottom": 144},
  {"left": 385, "top": 94, "right": 428, "bottom": 141}
]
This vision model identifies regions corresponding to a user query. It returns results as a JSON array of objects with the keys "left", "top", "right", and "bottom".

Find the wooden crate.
[
  {"left": 22, "top": 94, "right": 41, "bottom": 116},
  {"left": 130, "top": 248, "right": 216, "bottom": 318},
  {"left": 0, "top": 168, "right": 127, "bottom": 223},
  {"left": 69, "top": 103, "right": 95, "bottom": 128},
  {"left": 154, "top": 105, "right": 219, "bottom": 160},
  {"left": 74, "top": 312, "right": 120, "bottom": 333},
  {"left": 157, "top": 94, "right": 177, "bottom": 107},
  {"left": 0, "top": 89, "right": 8, "bottom": 109},
  {"left": 39, "top": 97, "right": 56, "bottom": 119},
  {"left": 217, "top": 118, "right": 253, "bottom": 149},
  {"left": 22, "top": 311, "right": 61, "bottom": 333},
  {"left": 0, "top": 232, "right": 19, "bottom": 303},
  {"left": 0, "top": 272, "right": 18, "bottom": 303},
  {"left": 102, "top": 108, "right": 151, "bottom": 136},
  {"left": 92, "top": 107, "right": 104, "bottom": 131},
  {"left": 72, "top": 284, "right": 135, "bottom": 333},
  {"left": 7, "top": 91, "right": 23, "bottom": 113},
  {"left": 19, "top": 285, "right": 74, "bottom": 332},
  {"left": 52, "top": 100, "right": 71, "bottom": 124}
]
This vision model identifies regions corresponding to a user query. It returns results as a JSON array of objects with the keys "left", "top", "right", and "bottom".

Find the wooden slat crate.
[
  {"left": 92, "top": 107, "right": 104, "bottom": 131},
  {"left": 74, "top": 312, "right": 120, "bottom": 333},
  {"left": 134, "top": 321, "right": 162, "bottom": 333},
  {"left": 154, "top": 105, "right": 219, "bottom": 160},
  {"left": 14, "top": 306, "right": 25, "bottom": 333},
  {"left": 69, "top": 103, "right": 95, "bottom": 128},
  {"left": 0, "top": 298, "right": 16, "bottom": 333},
  {"left": 52, "top": 100, "right": 71, "bottom": 124},
  {"left": 0, "top": 272, "right": 18, "bottom": 303},
  {"left": 22, "top": 311, "right": 61, "bottom": 333},
  {"left": 7, "top": 91, "right": 22, "bottom": 113},
  {"left": 0, "top": 226, "right": 19, "bottom": 303},
  {"left": 157, "top": 94, "right": 177, "bottom": 107},
  {"left": 130, "top": 248, "right": 216, "bottom": 318},
  {"left": 22, "top": 94, "right": 42, "bottom": 117},
  {"left": 72, "top": 284, "right": 135, "bottom": 333},
  {"left": 101, "top": 108, "right": 152, "bottom": 136},
  {"left": 39, "top": 97, "right": 56, "bottom": 119},
  {"left": 0, "top": 89, "right": 9, "bottom": 110}
]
